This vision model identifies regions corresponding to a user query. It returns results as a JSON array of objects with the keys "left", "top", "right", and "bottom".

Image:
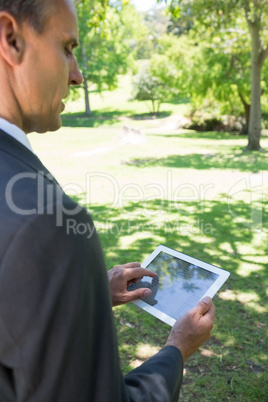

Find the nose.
[{"left": 69, "top": 58, "right": 83, "bottom": 86}]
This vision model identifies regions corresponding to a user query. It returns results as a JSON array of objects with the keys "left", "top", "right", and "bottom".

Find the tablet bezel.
[{"left": 131, "top": 245, "right": 230, "bottom": 327}]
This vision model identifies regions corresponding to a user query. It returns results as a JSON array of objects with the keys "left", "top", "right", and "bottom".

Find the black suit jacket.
[{"left": 0, "top": 129, "right": 183, "bottom": 401}]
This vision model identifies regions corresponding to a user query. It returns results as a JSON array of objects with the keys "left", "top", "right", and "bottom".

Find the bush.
[
  {"left": 186, "top": 106, "right": 247, "bottom": 133},
  {"left": 132, "top": 64, "right": 168, "bottom": 113},
  {"left": 132, "top": 56, "right": 179, "bottom": 114}
]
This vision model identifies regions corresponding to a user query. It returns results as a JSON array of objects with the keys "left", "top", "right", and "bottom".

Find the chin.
[
  {"left": 50, "top": 118, "right": 63, "bottom": 132},
  {"left": 37, "top": 117, "right": 62, "bottom": 134}
]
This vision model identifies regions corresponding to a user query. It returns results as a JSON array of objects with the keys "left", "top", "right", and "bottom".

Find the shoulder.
[{"left": 0, "top": 196, "right": 101, "bottom": 281}]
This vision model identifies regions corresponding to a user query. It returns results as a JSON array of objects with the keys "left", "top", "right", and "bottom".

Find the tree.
[
  {"left": 132, "top": 56, "right": 179, "bottom": 113},
  {"left": 75, "top": 1, "right": 141, "bottom": 114},
  {"left": 179, "top": 26, "right": 253, "bottom": 133},
  {"left": 162, "top": 0, "right": 268, "bottom": 150}
]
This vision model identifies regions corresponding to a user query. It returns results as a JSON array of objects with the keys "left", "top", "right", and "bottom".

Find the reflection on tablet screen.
[{"left": 128, "top": 251, "right": 219, "bottom": 320}]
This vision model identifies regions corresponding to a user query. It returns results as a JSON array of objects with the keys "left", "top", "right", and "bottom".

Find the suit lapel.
[{"left": 0, "top": 129, "right": 59, "bottom": 186}]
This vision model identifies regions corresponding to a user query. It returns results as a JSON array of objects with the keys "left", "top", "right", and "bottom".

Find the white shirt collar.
[{"left": 0, "top": 118, "right": 33, "bottom": 153}]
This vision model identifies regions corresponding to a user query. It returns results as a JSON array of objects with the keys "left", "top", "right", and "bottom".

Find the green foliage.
[
  {"left": 76, "top": 1, "right": 134, "bottom": 91},
  {"left": 132, "top": 57, "right": 178, "bottom": 114},
  {"left": 133, "top": 7, "right": 171, "bottom": 60},
  {"left": 186, "top": 29, "right": 252, "bottom": 125},
  {"left": 132, "top": 64, "right": 164, "bottom": 114},
  {"left": 157, "top": 33, "right": 195, "bottom": 95},
  {"left": 162, "top": 16, "right": 253, "bottom": 116},
  {"left": 74, "top": 1, "right": 147, "bottom": 112},
  {"left": 151, "top": 31, "right": 249, "bottom": 124},
  {"left": 164, "top": 0, "right": 268, "bottom": 31},
  {"left": 159, "top": 0, "right": 268, "bottom": 148},
  {"left": 141, "top": 7, "right": 170, "bottom": 44}
]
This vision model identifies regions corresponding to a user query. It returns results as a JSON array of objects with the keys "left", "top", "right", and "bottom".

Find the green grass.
[{"left": 28, "top": 79, "right": 268, "bottom": 401}]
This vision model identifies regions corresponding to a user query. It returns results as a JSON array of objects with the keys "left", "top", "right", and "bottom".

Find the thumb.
[
  {"left": 127, "top": 288, "right": 152, "bottom": 302},
  {"left": 196, "top": 296, "right": 212, "bottom": 316}
]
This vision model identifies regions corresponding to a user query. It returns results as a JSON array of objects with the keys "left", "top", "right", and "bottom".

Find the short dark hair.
[{"left": 0, "top": 0, "right": 59, "bottom": 32}]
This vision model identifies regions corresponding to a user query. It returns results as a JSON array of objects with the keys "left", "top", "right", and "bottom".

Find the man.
[{"left": 0, "top": 0, "right": 215, "bottom": 401}]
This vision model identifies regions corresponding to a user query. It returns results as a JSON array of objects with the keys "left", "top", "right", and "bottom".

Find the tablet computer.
[{"left": 127, "top": 245, "right": 230, "bottom": 327}]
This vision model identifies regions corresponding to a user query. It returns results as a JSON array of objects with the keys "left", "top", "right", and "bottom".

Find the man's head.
[{"left": 0, "top": 0, "right": 83, "bottom": 134}]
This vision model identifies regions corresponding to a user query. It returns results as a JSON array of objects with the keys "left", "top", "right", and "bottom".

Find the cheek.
[
  {"left": 25, "top": 50, "right": 69, "bottom": 109},
  {"left": 46, "top": 68, "right": 68, "bottom": 106}
]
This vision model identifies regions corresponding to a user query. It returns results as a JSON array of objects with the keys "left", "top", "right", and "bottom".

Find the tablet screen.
[
  {"left": 128, "top": 246, "right": 230, "bottom": 326},
  {"left": 128, "top": 250, "right": 220, "bottom": 323}
]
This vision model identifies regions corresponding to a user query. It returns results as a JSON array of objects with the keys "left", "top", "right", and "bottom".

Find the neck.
[{"left": 0, "top": 64, "right": 25, "bottom": 133}]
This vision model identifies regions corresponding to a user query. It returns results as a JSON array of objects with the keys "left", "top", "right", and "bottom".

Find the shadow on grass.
[
  {"left": 124, "top": 150, "right": 268, "bottom": 172},
  {"left": 78, "top": 198, "right": 267, "bottom": 273},
  {"left": 129, "top": 111, "right": 172, "bottom": 120},
  {"left": 152, "top": 130, "right": 246, "bottom": 141},
  {"left": 62, "top": 110, "right": 132, "bottom": 128},
  {"left": 71, "top": 193, "right": 268, "bottom": 400},
  {"left": 62, "top": 110, "right": 173, "bottom": 127}
]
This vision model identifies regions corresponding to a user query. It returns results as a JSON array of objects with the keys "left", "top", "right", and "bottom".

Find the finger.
[
  {"left": 127, "top": 288, "right": 152, "bottom": 302},
  {"left": 124, "top": 267, "right": 157, "bottom": 280},
  {"left": 200, "top": 302, "right": 215, "bottom": 334},
  {"left": 195, "top": 296, "right": 213, "bottom": 316},
  {"left": 132, "top": 277, "right": 141, "bottom": 284},
  {"left": 145, "top": 269, "right": 158, "bottom": 278},
  {"left": 203, "top": 301, "right": 215, "bottom": 321},
  {"left": 123, "top": 262, "right": 141, "bottom": 268}
]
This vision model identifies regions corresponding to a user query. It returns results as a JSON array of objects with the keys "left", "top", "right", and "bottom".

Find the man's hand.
[
  {"left": 108, "top": 262, "right": 157, "bottom": 307},
  {"left": 165, "top": 296, "right": 215, "bottom": 363}
]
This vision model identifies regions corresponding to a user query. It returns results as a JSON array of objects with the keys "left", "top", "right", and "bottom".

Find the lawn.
[{"left": 28, "top": 80, "right": 268, "bottom": 401}]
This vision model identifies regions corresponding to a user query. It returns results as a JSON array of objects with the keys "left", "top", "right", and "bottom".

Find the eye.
[{"left": 65, "top": 47, "right": 73, "bottom": 57}]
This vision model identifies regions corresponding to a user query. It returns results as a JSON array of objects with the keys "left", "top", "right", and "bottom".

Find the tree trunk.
[
  {"left": 83, "top": 77, "right": 91, "bottom": 116},
  {"left": 151, "top": 100, "right": 156, "bottom": 114},
  {"left": 156, "top": 100, "right": 162, "bottom": 114},
  {"left": 81, "top": 42, "right": 91, "bottom": 116},
  {"left": 246, "top": 23, "right": 262, "bottom": 150},
  {"left": 238, "top": 92, "right": 250, "bottom": 135}
]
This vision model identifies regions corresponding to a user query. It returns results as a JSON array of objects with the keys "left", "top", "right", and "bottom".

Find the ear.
[{"left": 0, "top": 12, "right": 25, "bottom": 66}]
